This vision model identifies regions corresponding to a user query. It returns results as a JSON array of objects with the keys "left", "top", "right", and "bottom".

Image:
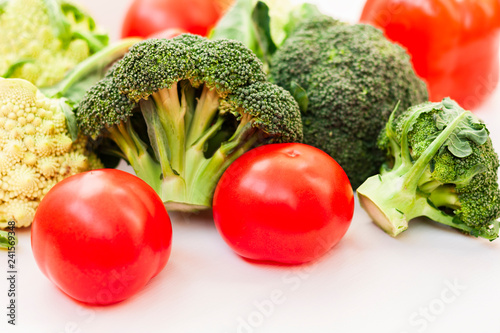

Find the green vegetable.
[
  {"left": 210, "top": 0, "right": 320, "bottom": 71},
  {"left": 0, "top": 78, "right": 103, "bottom": 228},
  {"left": 270, "top": 15, "right": 429, "bottom": 188},
  {"left": 0, "top": 229, "right": 13, "bottom": 248},
  {"left": 76, "top": 34, "right": 303, "bottom": 211},
  {"left": 0, "top": 0, "right": 109, "bottom": 87},
  {"left": 357, "top": 98, "right": 500, "bottom": 240},
  {"left": 0, "top": 37, "right": 139, "bottom": 228}
]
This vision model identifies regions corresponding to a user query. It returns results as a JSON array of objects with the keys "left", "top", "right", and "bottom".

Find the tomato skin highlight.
[
  {"left": 360, "top": 0, "right": 500, "bottom": 110},
  {"left": 147, "top": 28, "right": 187, "bottom": 40},
  {"left": 31, "top": 169, "right": 172, "bottom": 305},
  {"left": 121, "top": 0, "right": 224, "bottom": 38},
  {"left": 213, "top": 143, "right": 354, "bottom": 264}
]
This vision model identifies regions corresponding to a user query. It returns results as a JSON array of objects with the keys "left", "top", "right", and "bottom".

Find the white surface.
[{"left": 2, "top": 1, "right": 500, "bottom": 333}]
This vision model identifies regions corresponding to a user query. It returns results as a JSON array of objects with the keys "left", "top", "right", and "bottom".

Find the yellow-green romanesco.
[
  {"left": 0, "top": 0, "right": 108, "bottom": 88},
  {"left": 0, "top": 78, "right": 102, "bottom": 228}
]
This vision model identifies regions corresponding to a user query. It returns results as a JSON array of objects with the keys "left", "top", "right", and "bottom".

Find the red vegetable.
[
  {"left": 31, "top": 169, "right": 172, "bottom": 305},
  {"left": 121, "top": 0, "right": 226, "bottom": 38},
  {"left": 213, "top": 143, "right": 354, "bottom": 264},
  {"left": 360, "top": 0, "right": 500, "bottom": 109},
  {"left": 147, "top": 27, "right": 187, "bottom": 40}
]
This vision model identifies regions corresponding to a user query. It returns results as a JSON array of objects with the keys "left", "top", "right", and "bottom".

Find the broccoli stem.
[
  {"left": 127, "top": 80, "right": 260, "bottom": 210},
  {"left": 419, "top": 203, "right": 499, "bottom": 240},
  {"left": 186, "top": 85, "right": 220, "bottom": 147},
  {"left": 427, "top": 185, "right": 461, "bottom": 210},
  {"left": 186, "top": 114, "right": 257, "bottom": 205},
  {"left": 139, "top": 99, "right": 176, "bottom": 178},
  {"left": 107, "top": 121, "right": 162, "bottom": 193},
  {"left": 151, "top": 85, "right": 185, "bottom": 176}
]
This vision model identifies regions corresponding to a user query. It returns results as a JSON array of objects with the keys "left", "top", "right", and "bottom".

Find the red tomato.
[
  {"left": 213, "top": 143, "right": 354, "bottom": 264},
  {"left": 31, "top": 169, "right": 172, "bottom": 305},
  {"left": 121, "top": 0, "right": 225, "bottom": 38},
  {"left": 148, "top": 28, "right": 187, "bottom": 39}
]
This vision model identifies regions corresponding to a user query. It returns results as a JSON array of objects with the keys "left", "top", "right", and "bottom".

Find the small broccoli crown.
[
  {"left": 358, "top": 98, "right": 500, "bottom": 240},
  {"left": 271, "top": 15, "right": 428, "bottom": 188},
  {"left": 76, "top": 73, "right": 136, "bottom": 138},
  {"left": 113, "top": 39, "right": 195, "bottom": 102},
  {"left": 404, "top": 110, "right": 440, "bottom": 159},
  {"left": 430, "top": 139, "right": 500, "bottom": 234},
  {"left": 0, "top": 0, "right": 108, "bottom": 87},
  {"left": 456, "top": 182, "right": 500, "bottom": 234},
  {"left": 112, "top": 37, "right": 267, "bottom": 102},
  {"left": 191, "top": 39, "right": 267, "bottom": 95},
  {"left": 228, "top": 81, "right": 303, "bottom": 143}
]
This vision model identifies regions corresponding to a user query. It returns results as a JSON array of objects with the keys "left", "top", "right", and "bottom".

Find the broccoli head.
[
  {"left": 357, "top": 98, "right": 500, "bottom": 240},
  {"left": 76, "top": 35, "right": 302, "bottom": 211},
  {"left": 270, "top": 15, "right": 428, "bottom": 188},
  {"left": 0, "top": 0, "right": 109, "bottom": 87}
]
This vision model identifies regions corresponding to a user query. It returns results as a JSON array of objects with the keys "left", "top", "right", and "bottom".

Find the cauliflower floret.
[{"left": 0, "top": 78, "right": 103, "bottom": 228}]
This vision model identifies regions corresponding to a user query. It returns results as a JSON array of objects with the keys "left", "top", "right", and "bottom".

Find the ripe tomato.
[
  {"left": 213, "top": 143, "right": 354, "bottom": 264},
  {"left": 147, "top": 28, "right": 187, "bottom": 40},
  {"left": 121, "top": 0, "right": 225, "bottom": 38},
  {"left": 31, "top": 169, "right": 172, "bottom": 305}
]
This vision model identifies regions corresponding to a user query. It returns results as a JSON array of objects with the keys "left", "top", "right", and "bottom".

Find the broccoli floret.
[
  {"left": 270, "top": 15, "right": 428, "bottom": 188},
  {"left": 0, "top": 0, "right": 109, "bottom": 87},
  {"left": 76, "top": 35, "right": 303, "bottom": 211},
  {"left": 357, "top": 98, "right": 500, "bottom": 240}
]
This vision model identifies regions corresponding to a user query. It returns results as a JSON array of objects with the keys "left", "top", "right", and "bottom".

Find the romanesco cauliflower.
[
  {"left": 0, "top": 78, "right": 102, "bottom": 228},
  {"left": 0, "top": 0, "right": 108, "bottom": 87}
]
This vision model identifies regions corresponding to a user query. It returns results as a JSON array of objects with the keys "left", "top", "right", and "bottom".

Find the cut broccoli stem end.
[
  {"left": 107, "top": 122, "right": 162, "bottom": 193},
  {"left": 358, "top": 172, "right": 499, "bottom": 240},
  {"left": 357, "top": 172, "right": 418, "bottom": 237}
]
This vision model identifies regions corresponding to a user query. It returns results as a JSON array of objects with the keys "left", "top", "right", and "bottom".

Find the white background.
[{"left": 2, "top": 0, "right": 500, "bottom": 332}]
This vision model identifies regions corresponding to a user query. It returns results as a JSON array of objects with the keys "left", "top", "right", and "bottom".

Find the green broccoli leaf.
[
  {"left": 252, "top": 1, "right": 277, "bottom": 58},
  {"left": 435, "top": 101, "right": 488, "bottom": 158},
  {"left": 210, "top": 0, "right": 258, "bottom": 53}
]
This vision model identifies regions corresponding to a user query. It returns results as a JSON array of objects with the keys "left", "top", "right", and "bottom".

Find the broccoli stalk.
[
  {"left": 357, "top": 98, "right": 500, "bottom": 240},
  {"left": 77, "top": 35, "right": 302, "bottom": 211}
]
